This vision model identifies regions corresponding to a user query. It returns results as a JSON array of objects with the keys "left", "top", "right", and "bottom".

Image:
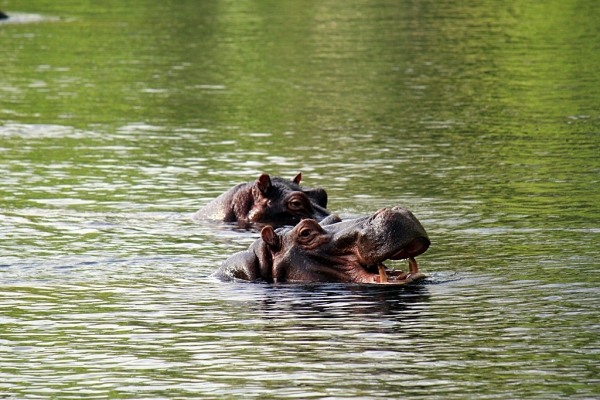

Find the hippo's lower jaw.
[
  {"left": 371, "top": 257, "right": 427, "bottom": 285},
  {"left": 357, "top": 237, "right": 430, "bottom": 285}
]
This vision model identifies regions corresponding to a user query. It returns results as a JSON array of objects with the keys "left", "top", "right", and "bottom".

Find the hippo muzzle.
[
  {"left": 212, "top": 206, "right": 430, "bottom": 284},
  {"left": 320, "top": 206, "right": 430, "bottom": 284}
]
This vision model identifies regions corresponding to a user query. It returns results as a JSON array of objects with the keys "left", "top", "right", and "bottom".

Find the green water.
[{"left": 1, "top": 0, "right": 599, "bottom": 398}]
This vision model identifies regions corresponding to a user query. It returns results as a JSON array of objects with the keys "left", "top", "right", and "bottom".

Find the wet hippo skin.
[
  {"left": 212, "top": 206, "right": 430, "bottom": 284},
  {"left": 193, "top": 173, "right": 331, "bottom": 226}
]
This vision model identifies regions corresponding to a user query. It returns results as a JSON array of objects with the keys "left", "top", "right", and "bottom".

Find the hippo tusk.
[
  {"left": 377, "top": 263, "right": 388, "bottom": 283},
  {"left": 376, "top": 258, "right": 422, "bottom": 284},
  {"left": 408, "top": 256, "right": 419, "bottom": 274}
]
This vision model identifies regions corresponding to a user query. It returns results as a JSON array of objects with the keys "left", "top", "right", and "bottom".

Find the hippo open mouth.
[
  {"left": 367, "top": 237, "right": 430, "bottom": 284},
  {"left": 316, "top": 206, "right": 430, "bottom": 285},
  {"left": 211, "top": 206, "right": 431, "bottom": 285}
]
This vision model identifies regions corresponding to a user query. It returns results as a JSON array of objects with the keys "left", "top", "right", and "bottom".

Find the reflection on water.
[
  {"left": 1, "top": 275, "right": 597, "bottom": 398},
  {"left": 244, "top": 283, "right": 431, "bottom": 319},
  {"left": 1, "top": 0, "right": 600, "bottom": 398},
  {"left": 0, "top": 12, "right": 60, "bottom": 24}
]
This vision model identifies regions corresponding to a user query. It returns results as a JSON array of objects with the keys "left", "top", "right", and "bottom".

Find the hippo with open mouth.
[
  {"left": 211, "top": 206, "right": 430, "bottom": 284},
  {"left": 193, "top": 173, "right": 330, "bottom": 226}
]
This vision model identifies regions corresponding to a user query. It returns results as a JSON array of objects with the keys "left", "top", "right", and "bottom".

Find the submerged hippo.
[
  {"left": 193, "top": 173, "right": 330, "bottom": 226},
  {"left": 212, "top": 206, "right": 430, "bottom": 284}
]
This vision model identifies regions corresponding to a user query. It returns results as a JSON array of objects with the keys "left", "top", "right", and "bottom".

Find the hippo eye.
[
  {"left": 295, "top": 221, "right": 327, "bottom": 247},
  {"left": 289, "top": 199, "right": 304, "bottom": 210},
  {"left": 299, "top": 228, "right": 312, "bottom": 237}
]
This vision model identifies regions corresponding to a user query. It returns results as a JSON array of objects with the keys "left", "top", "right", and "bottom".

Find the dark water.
[{"left": 1, "top": 1, "right": 599, "bottom": 398}]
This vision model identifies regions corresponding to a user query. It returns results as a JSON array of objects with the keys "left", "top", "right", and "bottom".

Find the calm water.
[{"left": 1, "top": 0, "right": 599, "bottom": 398}]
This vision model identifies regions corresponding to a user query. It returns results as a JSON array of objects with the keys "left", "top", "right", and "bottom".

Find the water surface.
[{"left": 1, "top": 0, "right": 599, "bottom": 398}]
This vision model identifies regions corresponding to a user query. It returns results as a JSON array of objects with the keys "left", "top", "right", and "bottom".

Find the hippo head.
[
  {"left": 245, "top": 173, "right": 330, "bottom": 225},
  {"left": 213, "top": 206, "right": 430, "bottom": 284},
  {"left": 194, "top": 172, "right": 331, "bottom": 226}
]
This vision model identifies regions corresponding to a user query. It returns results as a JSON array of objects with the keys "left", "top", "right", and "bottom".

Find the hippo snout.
[{"left": 354, "top": 206, "right": 429, "bottom": 265}]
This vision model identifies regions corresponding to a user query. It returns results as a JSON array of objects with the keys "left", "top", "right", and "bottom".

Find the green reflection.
[
  {"left": 0, "top": 0, "right": 598, "bottom": 225},
  {"left": 2, "top": 0, "right": 599, "bottom": 133},
  {"left": 1, "top": 2, "right": 600, "bottom": 398}
]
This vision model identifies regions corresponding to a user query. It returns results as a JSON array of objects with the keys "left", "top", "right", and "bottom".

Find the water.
[{"left": 1, "top": 0, "right": 599, "bottom": 398}]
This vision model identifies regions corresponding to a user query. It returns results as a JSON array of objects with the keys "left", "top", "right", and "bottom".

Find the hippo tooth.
[
  {"left": 408, "top": 256, "right": 419, "bottom": 274},
  {"left": 377, "top": 263, "right": 388, "bottom": 283}
]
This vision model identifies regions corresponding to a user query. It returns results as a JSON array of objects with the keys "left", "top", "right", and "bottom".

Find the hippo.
[
  {"left": 0, "top": 11, "right": 8, "bottom": 19},
  {"left": 193, "top": 173, "right": 331, "bottom": 226},
  {"left": 211, "top": 206, "right": 430, "bottom": 284}
]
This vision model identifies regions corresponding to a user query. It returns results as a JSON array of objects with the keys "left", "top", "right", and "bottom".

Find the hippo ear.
[
  {"left": 304, "top": 187, "right": 328, "bottom": 208},
  {"left": 261, "top": 225, "right": 280, "bottom": 250},
  {"left": 292, "top": 172, "right": 302, "bottom": 185},
  {"left": 256, "top": 174, "right": 272, "bottom": 195}
]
